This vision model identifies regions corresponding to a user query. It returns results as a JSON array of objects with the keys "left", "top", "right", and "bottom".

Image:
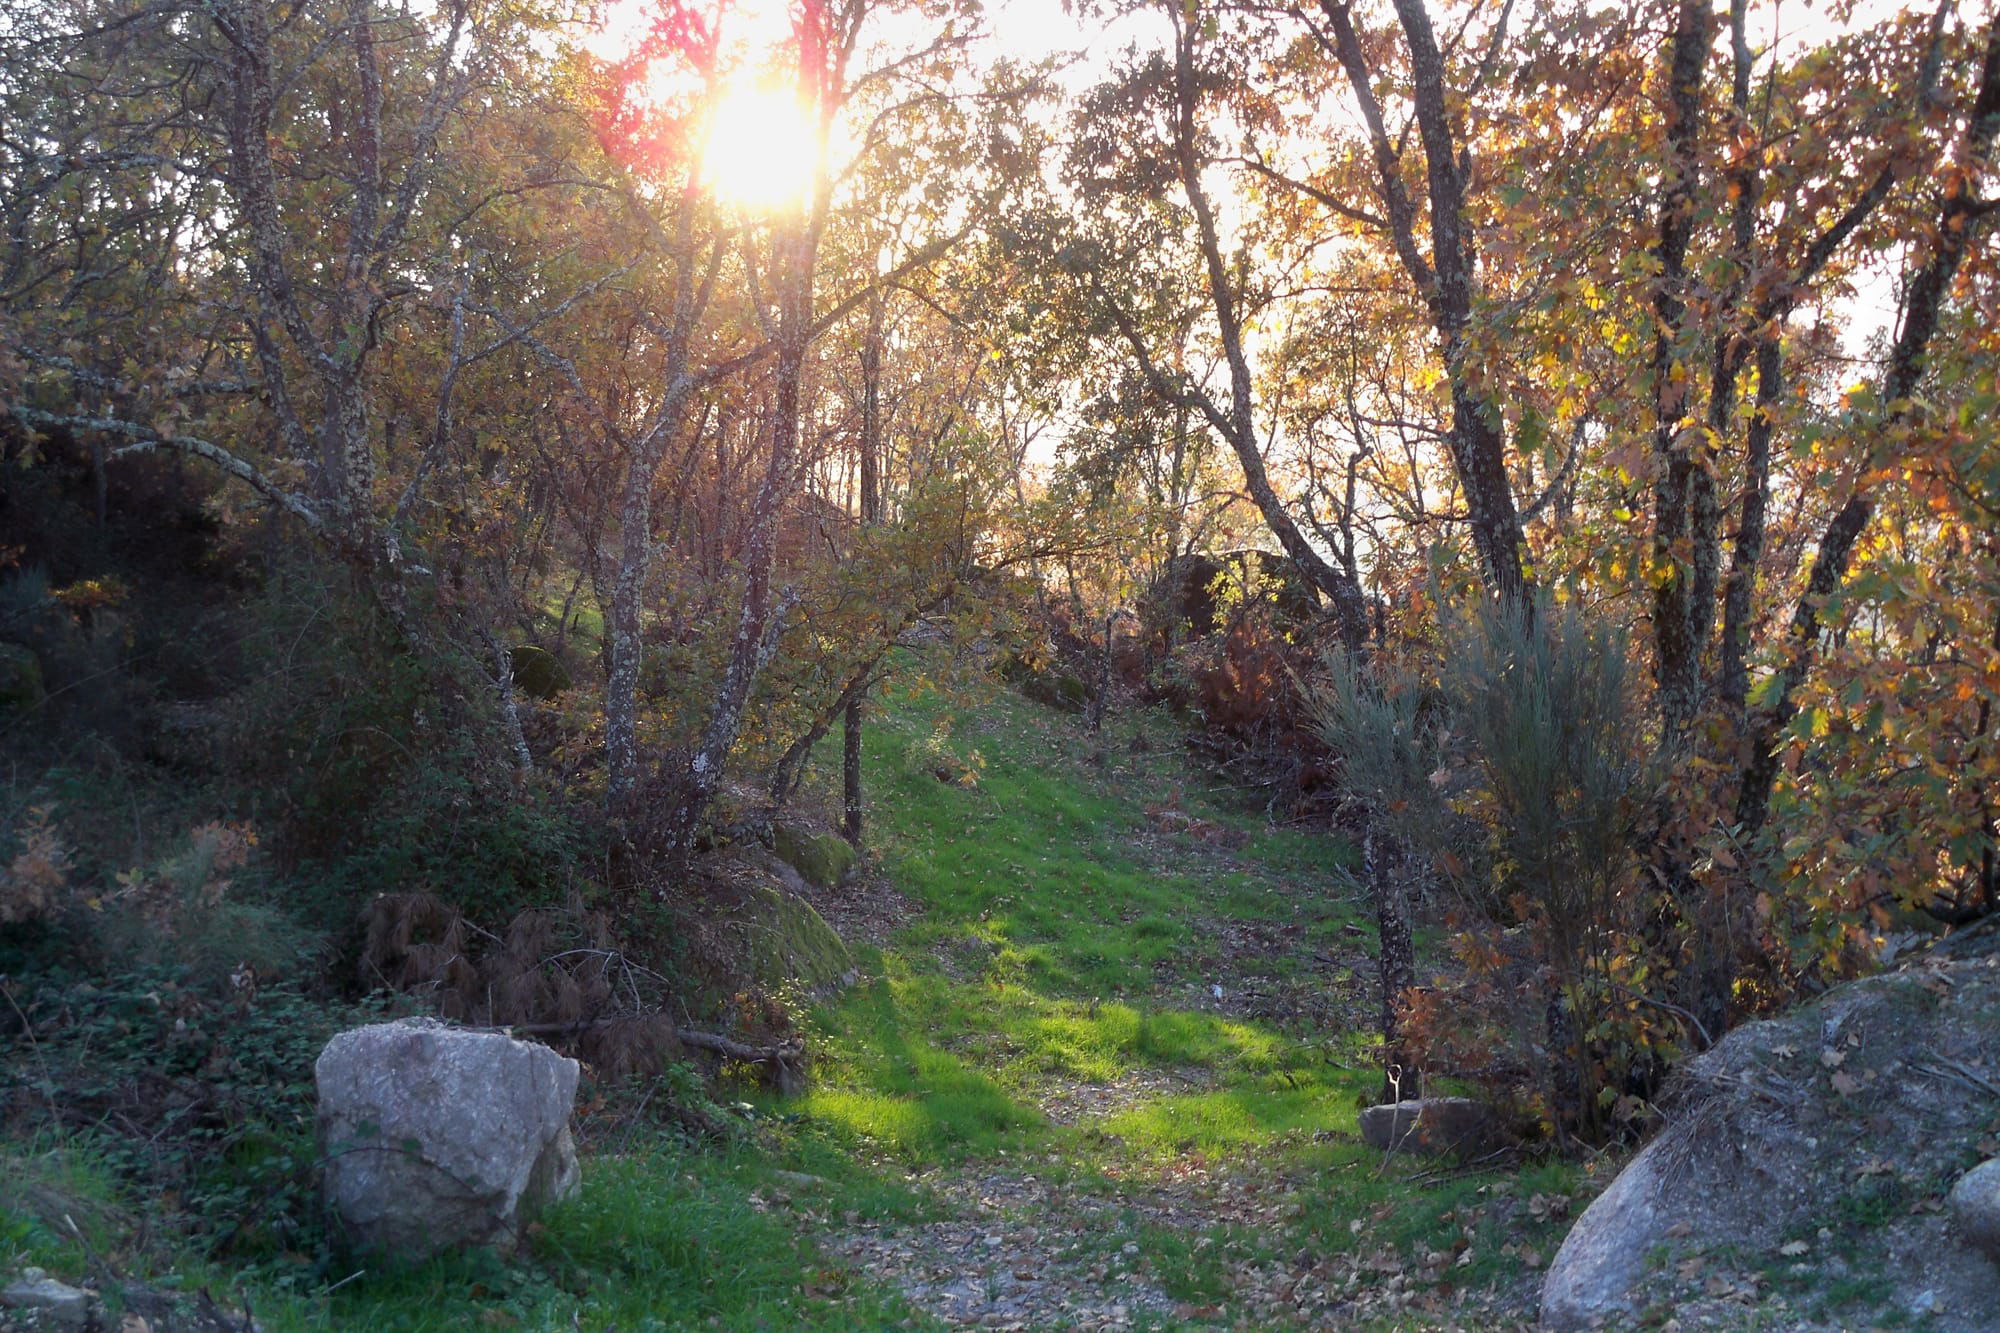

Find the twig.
[
  {"left": 1912, "top": 1057, "right": 2000, "bottom": 1100},
  {"left": 1607, "top": 981, "right": 1714, "bottom": 1050}
]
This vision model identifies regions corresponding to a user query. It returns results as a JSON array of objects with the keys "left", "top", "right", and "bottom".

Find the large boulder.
[
  {"left": 316, "top": 1018, "right": 580, "bottom": 1260},
  {"left": 1948, "top": 1157, "right": 2000, "bottom": 1260},
  {"left": 716, "top": 848, "right": 855, "bottom": 993},
  {"left": 507, "top": 644, "right": 572, "bottom": 699},
  {"left": 1541, "top": 942, "right": 2000, "bottom": 1331}
]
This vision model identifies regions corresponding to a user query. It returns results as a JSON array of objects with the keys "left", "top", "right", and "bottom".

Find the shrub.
[
  {"left": 215, "top": 564, "right": 590, "bottom": 927},
  {"left": 1313, "top": 595, "right": 1662, "bottom": 1143},
  {"left": 902, "top": 719, "right": 983, "bottom": 788}
]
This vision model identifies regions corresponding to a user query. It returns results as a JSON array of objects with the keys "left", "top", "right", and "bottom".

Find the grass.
[
  {"left": 789, "top": 680, "right": 1375, "bottom": 1170},
  {"left": 2, "top": 669, "right": 1586, "bottom": 1329},
  {"left": 0, "top": 1136, "right": 932, "bottom": 1332}
]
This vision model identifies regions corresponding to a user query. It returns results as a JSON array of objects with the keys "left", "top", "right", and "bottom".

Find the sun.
[{"left": 702, "top": 84, "right": 821, "bottom": 214}]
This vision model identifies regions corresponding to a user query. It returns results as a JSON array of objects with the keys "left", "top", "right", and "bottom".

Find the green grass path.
[{"left": 1, "top": 680, "right": 1581, "bottom": 1330}]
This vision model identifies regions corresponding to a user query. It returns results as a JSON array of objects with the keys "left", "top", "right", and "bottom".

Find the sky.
[{"left": 584, "top": 0, "right": 1943, "bottom": 357}]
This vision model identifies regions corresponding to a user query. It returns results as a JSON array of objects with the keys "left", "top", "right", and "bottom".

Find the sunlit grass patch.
[{"left": 1096, "top": 1080, "right": 1359, "bottom": 1160}]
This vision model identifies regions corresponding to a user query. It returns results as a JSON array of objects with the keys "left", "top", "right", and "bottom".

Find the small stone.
[
  {"left": 1358, "top": 1097, "right": 1498, "bottom": 1157},
  {"left": 769, "top": 1170, "right": 828, "bottom": 1190},
  {"left": 0, "top": 1277, "right": 92, "bottom": 1332}
]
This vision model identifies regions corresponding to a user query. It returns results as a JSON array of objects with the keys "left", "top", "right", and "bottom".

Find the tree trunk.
[
  {"left": 1737, "top": 15, "right": 2000, "bottom": 837},
  {"left": 1366, "top": 828, "right": 1419, "bottom": 1103},
  {"left": 841, "top": 281, "right": 886, "bottom": 847},
  {"left": 1647, "top": 0, "right": 1713, "bottom": 745},
  {"left": 1323, "top": 0, "right": 1530, "bottom": 604},
  {"left": 1167, "top": 12, "right": 1372, "bottom": 648}
]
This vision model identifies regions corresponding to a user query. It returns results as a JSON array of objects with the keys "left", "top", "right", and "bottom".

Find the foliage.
[
  {"left": 1312, "top": 596, "right": 1667, "bottom": 1142},
  {"left": 900, "top": 716, "right": 986, "bottom": 788}
]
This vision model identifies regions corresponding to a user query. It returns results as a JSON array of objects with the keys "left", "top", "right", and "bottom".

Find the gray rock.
[
  {"left": 1540, "top": 950, "right": 2000, "bottom": 1331},
  {"left": 316, "top": 1018, "right": 580, "bottom": 1260},
  {"left": 1358, "top": 1097, "right": 1497, "bottom": 1157},
  {"left": 116, "top": 1279, "right": 263, "bottom": 1332},
  {"left": 507, "top": 644, "right": 571, "bottom": 699},
  {"left": 772, "top": 822, "right": 855, "bottom": 889},
  {"left": 1538, "top": 1135, "right": 1671, "bottom": 1330},
  {"left": 0, "top": 1276, "right": 90, "bottom": 1331},
  {"left": 1949, "top": 1158, "right": 2000, "bottom": 1260}
]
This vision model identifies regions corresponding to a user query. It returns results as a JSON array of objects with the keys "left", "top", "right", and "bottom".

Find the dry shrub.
[
  {"left": 355, "top": 892, "right": 685, "bottom": 1078},
  {"left": 1, "top": 805, "right": 66, "bottom": 924},
  {"left": 1179, "top": 607, "right": 1336, "bottom": 811},
  {"left": 1192, "top": 610, "right": 1294, "bottom": 734}
]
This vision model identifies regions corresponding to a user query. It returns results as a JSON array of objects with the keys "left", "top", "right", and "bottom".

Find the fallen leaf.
[{"left": 1778, "top": 1239, "right": 1810, "bottom": 1257}]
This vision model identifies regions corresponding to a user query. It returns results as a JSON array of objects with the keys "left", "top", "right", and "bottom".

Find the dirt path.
[{"left": 788, "top": 693, "right": 1563, "bottom": 1330}]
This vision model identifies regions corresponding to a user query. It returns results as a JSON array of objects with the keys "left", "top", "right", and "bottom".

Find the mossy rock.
[
  {"left": 1020, "top": 670, "right": 1090, "bottom": 714},
  {"left": 743, "top": 882, "right": 853, "bottom": 990},
  {"left": 0, "top": 643, "right": 44, "bottom": 710},
  {"left": 773, "top": 822, "right": 856, "bottom": 888},
  {"left": 508, "top": 644, "right": 572, "bottom": 699}
]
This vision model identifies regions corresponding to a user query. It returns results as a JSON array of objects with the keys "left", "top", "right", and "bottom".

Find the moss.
[
  {"left": 739, "top": 882, "right": 853, "bottom": 990},
  {"left": 508, "top": 644, "right": 572, "bottom": 699},
  {"left": 773, "top": 823, "right": 855, "bottom": 888},
  {"left": 1020, "top": 670, "right": 1090, "bottom": 714}
]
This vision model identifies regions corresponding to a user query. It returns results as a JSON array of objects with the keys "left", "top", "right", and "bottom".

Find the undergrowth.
[{"left": 4, "top": 671, "right": 1595, "bottom": 1329}]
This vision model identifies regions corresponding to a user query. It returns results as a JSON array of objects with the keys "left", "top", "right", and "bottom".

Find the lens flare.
[{"left": 702, "top": 84, "right": 819, "bottom": 213}]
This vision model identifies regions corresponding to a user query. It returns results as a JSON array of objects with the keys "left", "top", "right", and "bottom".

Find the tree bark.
[
  {"left": 1322, "top": 0, "right": 1530, "bottom": 604},
  {"left": 843, "top": 282, "right": 886, "bottom": 847},
  {"left": 1647, "top": 0, "right": 1713, "bottom": 745},
  {"left": 1160, "top": 11, "right": 1373, "bottom": 649},
  {"left": 1366, "top": 828, "right": 1419, "bottom": 1102}
]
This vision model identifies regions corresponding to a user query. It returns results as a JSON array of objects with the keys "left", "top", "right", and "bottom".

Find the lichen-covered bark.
[{"left": 1647, "top": 0, "right": 1713, "bottom": 744}]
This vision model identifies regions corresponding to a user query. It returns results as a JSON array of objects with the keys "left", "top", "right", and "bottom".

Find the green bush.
[
  {"left": 1440, "top": 595, "right": 1644, "bottom": 952},
  {"left": 217, "top": 567, "right": 590, "bottom": 928},
  {"left": 1311, "top": 595, "right": 1654, "bottom": 1142}
]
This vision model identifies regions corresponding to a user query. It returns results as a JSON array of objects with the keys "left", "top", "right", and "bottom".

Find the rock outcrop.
[
  {"left": 1541, "top": 938, "right": 2000, "bottom": 1331},
  {"left": 773, "top": 821, "right": 855, "bottom": 889},
  {"left": 316, "top": 1018, "right": 580, "bottom": 1260},
  {"left": 1948, "top": 1157, "right": 2000, "bottom": 1260}
]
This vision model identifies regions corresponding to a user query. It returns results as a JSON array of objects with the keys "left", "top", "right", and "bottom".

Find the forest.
[{"left": 2, "top": 0, "right": 1998, "bottom": 1327}]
